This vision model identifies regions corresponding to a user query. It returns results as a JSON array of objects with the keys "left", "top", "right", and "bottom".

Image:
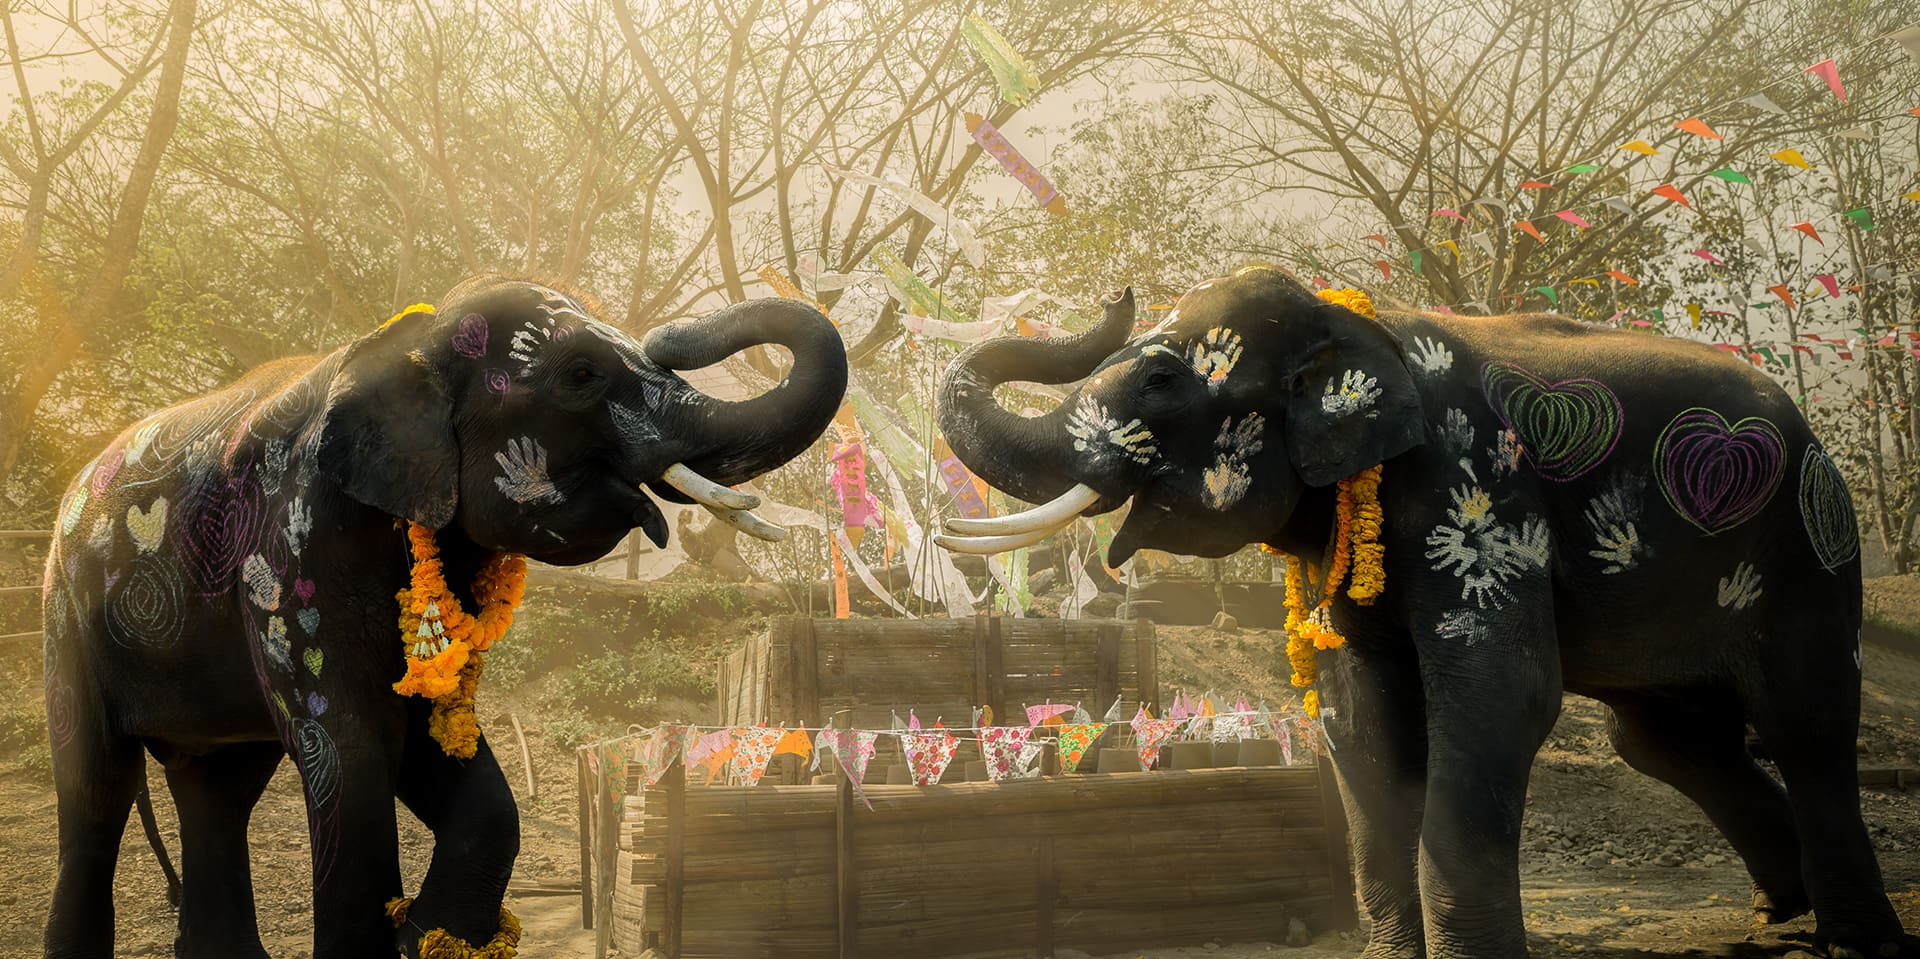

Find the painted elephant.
[
  {"left": 40, "top": 276, "right": 846, "bottom": 958},
  {"left": 935, "top": 266, "right": 1909, "bottom": 958}
]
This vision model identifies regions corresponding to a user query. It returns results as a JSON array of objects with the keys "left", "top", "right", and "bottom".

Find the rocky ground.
[{"left": 0, "top": 575, "right": 1916, "bottom": 957}]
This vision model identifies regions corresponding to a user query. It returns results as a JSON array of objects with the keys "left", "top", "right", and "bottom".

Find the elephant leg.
[
  {"left": 392, "top": 720, "right": 521, "bottom": 952},
  {"left": 291, "top": 713, "right": 405, "bottom": 959},
  {"left": 1412, "top": 600, "right": 1561, "bottom": 959},
  {"left": 44, "top": 722, "right": 143, "bottom": 959},
  {"left": 165, "top": 741, "right": 284, "bottom": 959},
  {"left": 1748, "top": 626, "right": 1906, "bottom": 958},
  {"left": 1601, "top": 692, "right": 1806, "bottom": 923},
  {"left": 1319, "top": 634, "right": 1429, "bottom": 959}
]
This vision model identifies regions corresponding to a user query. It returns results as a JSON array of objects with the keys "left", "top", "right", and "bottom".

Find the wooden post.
[
  {"left": 1316, "top": 753, "right": 1359, "bottom": 931},
  {"left": 1035, "top": 834, "right": 1056, "bottom": 958},
  {"left": 1135, "top": 618, "right": 1160, "bottom": 716},
  {"left": 972, "top": 615, "right": 1005, "bottom": 721},
  {"left": 594, "top": 768, "right": 617, "bottom": 959},
  {"left": 576, "top": 750, "right": 594, "bottom": 929},
  {"left": 625, "top": 530, "right": 641, "bottom": 580},
  {"left": 1094, "top": 625, "right": 1120, "bottom": 715},
  {"left": 664, "top": 761, "right": 686, "bottom": 959},
  {"left": 835, "top": 774, "right": 858, "bottom": 959},
  {"left": 792, "top": 617, "right": 820, "bottom": 727}
]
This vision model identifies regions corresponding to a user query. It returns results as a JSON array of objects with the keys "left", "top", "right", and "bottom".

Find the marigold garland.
[
  {"left": 393, "top": 521, "right": 527, "bottom": 758},
  {"left": 387, "top": 897, "right": 521, "bottom": 959},
  {"left": 1263, "top": 287, "right": 1390, "bottom": 718}
]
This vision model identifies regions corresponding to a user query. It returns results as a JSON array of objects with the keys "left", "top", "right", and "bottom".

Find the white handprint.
[
  {"left": 1717, "top": 562, "right": 1763, "bottom": 610},
  {"left": 1588, "top": 524, "right": 1640, "bottom": 574},
  {"left": 1321, "top": 369, "right": 1383, "bottom": 418},
  {"left": 1410, "top": 336, "right": 1454, "bottom": 376},
  {"left": 494, "top": 436, "right": 563, "bottom": 505},
  {"left": 1188, "top": 327, "right": 1244, "bottom": 388}
]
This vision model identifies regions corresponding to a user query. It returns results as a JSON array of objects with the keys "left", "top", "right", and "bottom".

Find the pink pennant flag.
[
  {"left": 1552, "top": 210, "right": 1592, "bottom": 229},
  {"left": 1688, "top": 248, "right": 1726, "bottom": 266},
  {"left": 1816, "top": 274, "right": 1841, "bottom": 298},
  {"left": 901, "top": 729, "right": 959, "bottom": 785},
  {"left": 1805, "top": 58, "right": 1845, "bottom": 102},
  {"left": 1432, "top": 208, "right": 1469, "bottom": 222},
  {"left": 1025, "top": 703, "right": 1074, "bottom": 726}
]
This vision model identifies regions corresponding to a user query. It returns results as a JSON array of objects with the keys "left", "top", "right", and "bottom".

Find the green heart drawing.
[{"left": 303, "top": 646, "right": 324, "bottom": 677}]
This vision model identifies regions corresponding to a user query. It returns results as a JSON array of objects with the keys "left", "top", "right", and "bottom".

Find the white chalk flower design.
[
  {"left": 1424, "top": 485, "right": 1550, "bottom": 609},
  {"left": 494, "top": 437, "right": 564, "bottom": 505},
  {"left": 1717, "top": 562, "right": 1763, "bottom": 611},
  {"left": 1321, "top": 369, "right": 1383, "bottom": 418},
  {"left": 1188, "top": 327, "right": 1244, "bottom": 388},
  {"left": 1066, "top": 397, "right": 1157, "bottom": 465},
  {"left": 1201, "top": 414, "right": 1265, "bottom": 510},
  {"left": 1410, "top": 336, "right": 1454, "bottom": 376}
]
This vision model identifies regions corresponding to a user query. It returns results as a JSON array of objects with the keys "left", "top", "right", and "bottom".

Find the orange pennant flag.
[
  {"left": 1514, "top": 220, "right": 1545, "bottom": 242},
  {"left": 1674, "top": 117, "right": 1722, "bottom": 140},
  {"left": 1376, "top": 259, "right": 1393, "bottom": 281},
  {"left": 1770, "top": 149, "right": 1812, "bottom": 170},
  {"left": 772, "top": 727, "right": 814, "bottom": 761},
  {"left": 830, "top": 535, "right": 850, "bottom": 619},
  {"left": 1791, "top": 222, "right": 1823, "bottom": 244},
  {"left": 1605, "top": 269, "right": 1638, "bottom": 285},
  {"left": 1364, "top": 233, "right": 1389, "bottom": 246},
  {"left": 1619, "top": 140, "right": 1658, "bottom": 156},
  {"left": 1650, "top": 183, "right": 1691, "bottom": 208},
  {"left": 1767, "top": 284, "right": 1797, "bottom": 309},
  {"left": 1519, "top": 180, "right": 1555, "bottom": 189},
  {"left": 1805, "top": 59, "right": 1845, "bottom": 102}
]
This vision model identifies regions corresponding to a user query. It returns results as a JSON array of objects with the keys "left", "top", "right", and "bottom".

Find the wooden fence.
[
  {"left": 718, "top": 615, "right": 1160, "bottom": 732},
  {"left": 599, "top": 759, "right": 1354, "bottom": 958}
]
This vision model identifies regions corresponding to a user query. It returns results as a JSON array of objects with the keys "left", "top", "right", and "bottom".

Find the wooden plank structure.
[
  {"left": 597, "top": 760, "right": 1354, "bottom": 958},
  {"left": 718, "top": 615, "right": 1161, "bottom": 731}
]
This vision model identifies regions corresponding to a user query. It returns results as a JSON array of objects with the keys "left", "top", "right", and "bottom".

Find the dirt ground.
[{"left": 1, "top": 580, "right": 1918, "bottom": 957}]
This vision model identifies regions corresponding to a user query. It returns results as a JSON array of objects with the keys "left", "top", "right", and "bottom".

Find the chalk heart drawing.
[
  {"left": 293, "top": 576, "right": 316, "bottom": 605},
  {"left": 1798, "top": 445, "right": 1858, "bottom": 570},
  {"left": 1481, "top": 362, "right": 1624, "bottom": 482},
  {"left": 452, "top": 312, "right": 489, "bottom": 358},
  {"left": 303, "top": 646, "right": 325, "bottom": 676},
  {"left": 177, "top": 471, "right": 270, "bottom": 595},
  {"left": 297, "top": 606, "right": 321, "bottom": 636},
  {"left": 1654, "top": 408, "right": 1785, "bottom": 535}
]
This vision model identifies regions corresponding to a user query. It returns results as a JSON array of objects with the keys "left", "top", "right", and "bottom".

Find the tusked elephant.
[
  {"left": 934, "top": 265, "right": 1910, "bottom": 959},
  {"left": 41, "top": 276, "right": 846, "bottom": 958}
]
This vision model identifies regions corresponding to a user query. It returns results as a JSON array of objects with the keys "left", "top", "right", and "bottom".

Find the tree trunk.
[{"left": 0, "top": 0, "right": 198, "bottom": 487}]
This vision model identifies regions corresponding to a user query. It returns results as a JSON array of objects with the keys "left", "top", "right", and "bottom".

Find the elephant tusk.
[
  {"left": 661, "top": 463, "right": 760, "bottom": 511},
  {"left": 932, "top": 526, "right": 1058, "bottom": 555},
  {"left": 943, "top": 483, "right": 1098, "bottom": 536},
  {"left": 702, "top": 503, "right": 789, "bottom": 542}
]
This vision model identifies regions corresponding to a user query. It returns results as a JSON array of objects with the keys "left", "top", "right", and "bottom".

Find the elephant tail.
[{"left": 134, "top": 779, "right": 182, "bottom": 909}]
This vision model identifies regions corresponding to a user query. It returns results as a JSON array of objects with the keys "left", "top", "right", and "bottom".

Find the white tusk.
[
  {"left": 661, "top": 463, "right": 759, "bottom": 511},
  {"left": 932, "top": 526, "right": 1057, "bottom": 554},
  {"left": 943, "top": 483, "right": 1099, "bottom": 536},
  {"left": 703, "top": 504, "right": 789, "bottom": 542}
]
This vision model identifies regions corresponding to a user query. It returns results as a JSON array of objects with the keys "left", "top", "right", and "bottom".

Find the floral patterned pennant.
[
  {"left": 900, "top": 729, "right": 959, "bottom": 785},
  {"left": 1054, "top": 722, "right": 1107, "bottom": 773},
  {"left": 980, "top": 726, "right": 1035, "bottom": 782},
  {"left": 729, "top": 727, "right": 784, "bottom": 786},
  {"left": 1132, "top": 713, "right": 1181, "bottom": 770}
]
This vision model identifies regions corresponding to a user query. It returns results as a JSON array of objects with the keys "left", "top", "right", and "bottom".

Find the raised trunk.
[
  {"left": 936, "top": 289, "right": 1136, "bottom": 505},
  {"left": 642, "top": 298, "right": 847, "bottom": 485}
]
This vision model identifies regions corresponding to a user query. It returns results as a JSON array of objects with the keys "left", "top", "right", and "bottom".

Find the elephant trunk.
[
  {"left": 936, "top": 288, "right": 1136, "bottom": 505},
  {"left": 643, "top": 298, "right": 848, "bottom": 486}
]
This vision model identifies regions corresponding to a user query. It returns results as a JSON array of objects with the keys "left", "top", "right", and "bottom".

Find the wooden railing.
[{"left": 0, "top": 530, "right": 49, "bottom": 647}]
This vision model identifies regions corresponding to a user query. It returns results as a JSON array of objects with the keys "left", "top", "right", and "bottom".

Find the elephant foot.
[
  {"left": 1814, "top": 917, "right": 1915, "bottom": 959},
  {"left": 1753, "top": 882, "right": 1811, "bottom": 925},
  {"left": 1359, "top": 938, "right": 1426, "bottom": 959}
]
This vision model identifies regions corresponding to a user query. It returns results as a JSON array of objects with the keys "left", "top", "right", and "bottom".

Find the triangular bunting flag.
[
  {"left": 1792, "top": 222, "right": 1823, "bottom": 244},
  {"left": 1838, "top": 127, "right": 1873, "bottom": 141},
  {"left": 1674, "top": 117, "right": 1722, "bottom": 139},
  {"left": 1055, "top": 723, "right": 1107, "bottom": 773},
  {"left": 1553, "top": 210, "right": 1592, "bottom": 228},
  {"left": 1771, "top": 149, "right": 1813, "bottom": 170},
  {"left": 1687, "top": 303, "right": 1704, "bottom": 329},
  {"left": 1602, "top": 196, "right": 1636, "bottom": 216},
  {"left": 979, "top": 726, "right": 1035, "bottom": 782},
  {"left": 1844, "top": 208, "right": 1877, "bottom": 231},
  {"left": 1816, "top": 274, "right": 1841, "bottom": 298},
  {"left": 1565, "top": 162, "right": 1601, "bottom": 174},
  {"left": 1651, "top": 183, "right": 1691, "bottom": 208},
  {"left": 1409, "top": 249, "right": 1424, "bottom": 275},
  {"left": 1519, "top": 180, "right": 1555, "bottom": 189},
  {"left": 1470, "top": 233, "right": 1496, "bottom": 258},
  {"left": 1364, "top": 233, "right": 1388, "bottom": 246},
  {"left": 1767, "top": 284, "right": 1797, "bottom": 310},
  {"left": 1533, "top": 286, "right": 1559, "bottom": 305},
  {"left": 1605, "top": 269, "right": 1638, "bottom": 285},
  {"left": 1467, "top": 197, "right": 1509, "bottom": 216},
  {"left": 772, "top": 727, "right": 815, "bottom": 762},
  {"left": 1707, "top": 168, "right": 1751, "bottom": 184},
  {"left": 730, "top": 727, "right": 785, "bottom": 786},
  {"left": 1741, "top": 93, "right": 1787, "bottom": 115},
  {"left": 901, "top": 728, "right": 959, "bottom": 785},
  {"left": 1688, "top": 248, "right": 1725, "bottom": 266},
  {"left": 1619, "top": 140, "right": 1658, "bottom": 155},
  {"left": 1432, "top": 208, "right": 1468, "bottom": 222},
  {"left": 1515, "top": 220, "right": 1545, "bottom": 242},
  {"left": 1805, "top": 59, "right": 1844, "bottom": 102},
  {"left": 1026, "top": 702, "right": 1074, "bottom": 726},
  {"left": 1902, "top": 190, "right": 1920, "bottom": 203},
  {"left": 1131, "top": 712, "right": 1181, "bottom": 770},
  {"left": 1895, "top": 25, "right": 1920, "bottom": 66},
  {"left": 1376, "top": 259, "right": 1393, "bottom": 281}
]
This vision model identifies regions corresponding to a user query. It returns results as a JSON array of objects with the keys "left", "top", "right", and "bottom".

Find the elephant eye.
[
  {"left": 1144, "top": 367, "right": 1177, "bottom": 390},
  {"left": 567, "top": 360, "right": 599, "bottom": 384}
]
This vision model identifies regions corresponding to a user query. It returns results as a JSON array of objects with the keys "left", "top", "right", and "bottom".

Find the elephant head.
[
  {"left": 935, "top": 266, "right": 1423, "bottom": 565},
  {"left": 316, "top": 276, "right": 847, "bottom": 565}
]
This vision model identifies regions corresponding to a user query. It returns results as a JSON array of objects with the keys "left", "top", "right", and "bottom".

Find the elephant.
[
  {"left": 40, "top": 276, "right": 846, "bottom": 958},
  {"left": 934, "top": 265, "right": 1910, "bottom": 959}
]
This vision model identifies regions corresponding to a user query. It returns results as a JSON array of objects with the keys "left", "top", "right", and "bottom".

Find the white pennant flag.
[
  {"left": 1891, "top": 25, "right": 1920, "bottom": 66},
  {"left": 1740, "top": 92, "right": 1787, "bottom": 115}
]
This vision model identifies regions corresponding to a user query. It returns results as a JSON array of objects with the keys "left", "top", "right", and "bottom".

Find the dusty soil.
[{"left": 0, "top": 579, "right": 1917, "bottom": 957}]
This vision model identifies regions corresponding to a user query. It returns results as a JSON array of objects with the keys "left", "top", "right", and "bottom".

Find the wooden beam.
[
  {"left": 0, "top": 584, "right": 42, "bottom": 597},
  {"left": 1035, "top": 833, "right": 1055, "bottom": 959},
  {"left": 1135, "top": 618, "right": 1159, "bottom": 716},
  {"left": 791, "top": 616, "right": 819, "bottom": 728},
  {"left": 595, "top": 762, "right": 619, "bottom": 959},
  {"left": 576, "top": 751, "right": 594, "bottom": 929},
  {"left": 1316, "top": 753, "right": 1358, "bottom": 931},
  {"left": 972, "top": 615, "right": 1004, "bottom": 722},
  {"left": 836, "top": 774, "right": 858, "bottom": 959},
  {"left": 665, "top": 760, "right": 686, "bottom": 959},
  {"left": 0, "top": 530, "right": 52, "bottom": 540}
]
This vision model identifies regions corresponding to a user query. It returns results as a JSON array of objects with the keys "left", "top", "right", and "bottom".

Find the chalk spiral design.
[
  {"left": 248, "top": 376, "right": 321, "bottom": 439},
  {"left": 1798, "top": 445, "right": 1859, "bottom": 571},
  {"left": 129, "top": 388, "right": 255, "bottom": 476},
  {"left": 292, "top": 717, "right": 341, "bottom": 880},
  {"left": 44, "top": 676, "right": 77, "bottom": 750},
  {"left": 176, "top": 469, "right": 270, "bottom": 596},
  {"left": 106, "top": 555, "right": 186, "bottom": 650}
]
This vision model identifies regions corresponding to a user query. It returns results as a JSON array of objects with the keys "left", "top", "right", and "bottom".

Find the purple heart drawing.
[
  {"left": 1655, "top": 408, "right": 1785, "bottom": 535},
  {"left": 294, "top": 577, "right": 317, "bottom": 605},
  {"left": 176, "top": 469, "right": 271, "bottom": 596},
  {"left": 1481, "top": 362, "right": 1624, "bottom": 481},
  {"left": 306, "top": 691, "right": 329, "bottom": 717},
  {"left": 452, "top": 313, "right": 489, "bottom": 359}
]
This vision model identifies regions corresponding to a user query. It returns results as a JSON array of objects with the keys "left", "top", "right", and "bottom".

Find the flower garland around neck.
[
  {"left": 1260, "top": 287, "right": 1389, "bottom": 718},
  {"left": 393, "top": 521, "right": 528, "bottom": 758}
]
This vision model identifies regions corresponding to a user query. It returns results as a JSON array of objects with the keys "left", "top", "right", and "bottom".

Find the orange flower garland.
[
  {"left": 394, "top": 521, "right": 527, "bottom": 757},
  {"left": 1265, "top": 287, "right": 1391, "bottom": 717}
]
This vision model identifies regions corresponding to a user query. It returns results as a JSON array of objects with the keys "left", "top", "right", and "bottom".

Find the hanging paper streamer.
[
  {"left": 823, "top": 166, "right": 986, "bottom": 268},
  {"left": 833, "top": 527, "right": 916, "bottom": 618},
  {"left": 729, "top": 727, "right": 784, "bottom": 786},
  {"left": 868, "top": 245, "right": 982, "bottom": 336},
  {"left": 756, "top": 264, "right": 829, "bottom": 315},
  {"left": 830, "top": 442, "right": 881, "bottom": 542},
  {"left": 935, "top": 439, "right": 991, "bottom": 519},
  {"left": 1131, "top": 711, "right": 1181, "bottom": 770},
  {"left": 1054, "top": 723, "right": 1107, "bottom": 773},
  {"left": 959, "top": 15, "right": 1040, "bottom": 107},
  {"left": 980, "top": 726, "right": 1036, "bottom": 781},
  {"left": 829, "top": 534, "right": 850, "bottom": 619},
  {"left": 901, "top": 729, "right": 959, "bottom": 785},
  {"left": 966, "top": 112, "right": 1067, "bottom": 215}
]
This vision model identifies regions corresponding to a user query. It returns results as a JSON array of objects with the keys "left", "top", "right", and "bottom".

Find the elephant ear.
[
  {"left": 315, "top": 309, "right": 460, "bottom": 528},
  {"left": 1283, "top": 302, "right": 1426, "bottom": 486}
]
